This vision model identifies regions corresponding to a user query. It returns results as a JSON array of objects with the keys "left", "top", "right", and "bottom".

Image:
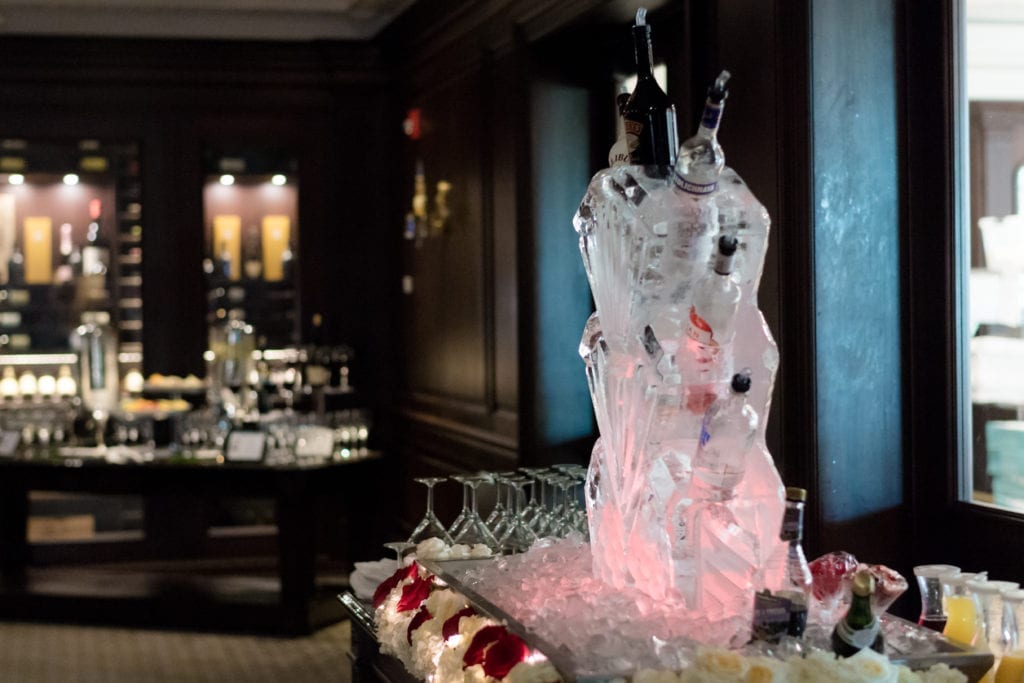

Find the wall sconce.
[{"left": 404, "top": 159, "right": 451, "bottom": 246}]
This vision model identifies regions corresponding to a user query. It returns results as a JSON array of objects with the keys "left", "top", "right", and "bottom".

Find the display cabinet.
[
  {"left": 202, "top": 148, "right": 300, "bottom": 350},
  {"left": 0, "top": 139, "right": 143, "bottom": 359}
]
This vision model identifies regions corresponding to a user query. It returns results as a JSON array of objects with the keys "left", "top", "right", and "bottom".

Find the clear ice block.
[{"left": 574, "top": 163, "right": 785, "bottom": 616}]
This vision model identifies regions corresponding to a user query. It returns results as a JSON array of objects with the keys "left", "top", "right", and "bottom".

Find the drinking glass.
[
  {"left": 383, "top": 541, "right": 415, "bottom": 570},
  {"left": 943, "top": 573, "right": 985, "bottom": 646},
  {"left": 973, "top": 580, "right": 1020, "bottom": 657},
  {"left": 1001, "top": 589, "right": 1024, "bottom": 653},
  {"left": 914, "top": 564, "right": 960, "bottom": 631},
  {"left": 496, "top": 477, "right": 539, "bottom": 554},
  {"left": 408, "top": 477, "right": 453, "bottom": 545},
  {"left": 450, "top": 475, "right": 498, "bottom": 549}
]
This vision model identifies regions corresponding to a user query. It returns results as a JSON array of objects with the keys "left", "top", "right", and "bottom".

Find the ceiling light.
[
  {"left": 220, "top": 174, "right": 235, "bottom": 186},
  {"left": 271, "top": 174, "right": 286, "bottom": 186},
  {"left": 63, "top": 173, "right": 79, "bottom": 185},
  {"left": 8, "top": 174, "right": 23, "bottom": 185}
]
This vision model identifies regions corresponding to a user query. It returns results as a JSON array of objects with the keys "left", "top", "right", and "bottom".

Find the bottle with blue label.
[
  {"left": 674, "top": 70, "right": 730, "bottom": 195},
  {"left": 691, "top": 369, "right": 757, "bottom": 497}
]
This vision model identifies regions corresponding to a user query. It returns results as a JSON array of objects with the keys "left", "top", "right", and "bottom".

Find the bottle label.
[
  {"left": 702, "top": 101, "right": 724, "bottom": 131},
  {"left": 624, "top": 119, "right": 644, "bottom": 154},
  {"left": 674, "top": 175, "right": 718, "bottom": 195},
  {"left": 835, "top": 616, "right": 881, "bottom": 650},
  {"left": 781, "top": 507, "right": 801, "bottom": 541},
  {"left": 686, "top": 306, "right": 716, "bottom": 347},
  {"left": 752, "top": 590, "right": 791, "bottom": 642}
]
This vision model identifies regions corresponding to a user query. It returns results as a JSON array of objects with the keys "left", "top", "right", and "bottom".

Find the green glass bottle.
[{"left": 832, "top": 569, "right": 885, "bottom": 657}]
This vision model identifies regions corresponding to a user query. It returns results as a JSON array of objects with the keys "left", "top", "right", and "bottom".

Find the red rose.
[
  {"left": 442, "top": 606, "right": 477, "bottom": 640},
  {"left": 463, "top": 625, "right": 506, "bottom": 668},
  {"left": 407, "top": 605, "right": 433, "bottom": 645},
  {"left": 372, "top": 561, "right": 419, "bottom": 609},
  {"left": 396, "top": 572, "right": 434, "bottom": 612},
  {"left": 480, "top": 631, "right": 529, "bottom": 680}
]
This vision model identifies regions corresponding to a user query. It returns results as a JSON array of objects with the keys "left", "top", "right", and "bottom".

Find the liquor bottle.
[
  {"left": 674, "top": 70, "right": 731, "bottom": 196},
  {"left": 690, "top": 369, "right": 758, "bottom": 495},
  {"left": 832, "top": 569, "right": 885, "bottom": 657},
  {"left": 7, "top": 243, "right": 25, "bottom": 287},
  {"left": 81, "top": 198, "right": 109, "bottom": 283},
  {"left": 752, "top": 487, "right": 813, "bottom": 642},
  {"left": 217, "top": 241, "right": 233, "bottom": 281},
  {"left": 243, "top": 225, "right": 263, "bottom": 280},
  {"left": 55, "top": 222, "right": 74, "bottom": 285},
  {"left": 608, "top": 93, "right": 633, "bottom": 168},
  {"left": 684, "top": 234, "right": 741, "bottom": 412},
  {"left": 622, "top": 8, "right": 678, "bottom": 174}
]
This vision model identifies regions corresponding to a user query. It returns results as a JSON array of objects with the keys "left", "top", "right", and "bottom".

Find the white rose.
[
  {"left": 841, "top": 649, "right": 898, "bottom": 683},
  {"left": 425, "top": 588, "right": 471, "bottom": 624},
  {"left": 416, "top": 537, "right": 450, "bottom": 560},
  {"left": 449, "top": 544, "right": 472, "bottom": 560},
  {"left": 631, "top": 668, "right": 681, "bottom": 683},
  {"left": 470, "top": 543, "right": 493, "bottom": 558}
]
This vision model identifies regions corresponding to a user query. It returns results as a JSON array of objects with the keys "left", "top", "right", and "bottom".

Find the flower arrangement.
[
  {"left": 371, "top": 563, "right": 965, "bottom": 683},
  {"left": 372, "top": 561, "right": 562, "bottom": 683}
]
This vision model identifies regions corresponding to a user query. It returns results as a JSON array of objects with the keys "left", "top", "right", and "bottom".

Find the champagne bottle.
[
  {"left": 622, "top": 8, "right": 678, "bottom": 175},
  {"left": 832, "top": 569, "right": 885, "bottom": 657},
  {"left": 752, "top": 487, "right": 813, "bottom": 641},
  {"left": 674, "top": 70, "right": 730, "bottom": 195}
]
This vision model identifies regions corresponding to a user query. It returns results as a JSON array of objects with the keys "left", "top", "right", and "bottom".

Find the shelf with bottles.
[{"left": 0, "top": 139, "right": 144, "bottom": 361}]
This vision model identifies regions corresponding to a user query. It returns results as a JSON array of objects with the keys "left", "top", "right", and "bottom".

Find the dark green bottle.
[{"left": 831, "top": 569, "right": 885, "bottom": 657}]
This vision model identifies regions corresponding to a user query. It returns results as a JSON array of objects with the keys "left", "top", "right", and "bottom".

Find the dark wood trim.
[
  {"left": 902, "top": 0, "right": 963, "bottom": 565},
  {"left": 772, "top": 0, "right": 819, "bottom": 551}
]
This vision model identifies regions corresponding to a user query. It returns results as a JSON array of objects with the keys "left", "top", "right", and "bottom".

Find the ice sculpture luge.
[{"left": 574, "top": 69, "right": 786, "bottom": 622}]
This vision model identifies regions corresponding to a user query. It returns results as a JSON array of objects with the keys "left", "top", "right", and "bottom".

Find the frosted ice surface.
[{"left": 574, "top": 163, "right": 785, "bottom": 615}]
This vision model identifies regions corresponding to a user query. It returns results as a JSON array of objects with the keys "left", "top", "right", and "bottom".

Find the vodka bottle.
[
  {"left": 685, "top": 234, "right": 741, "bottom": 412},
  {"left": 622, "top": 8, "right": 678, "bottom": 175},
  {"left": 690, "top": 370, "right": 758, "bottom": 496},
  {"left": 753, "top": 487, "right": 813, "bottom": 641},
  {"left": 832, "top": 569, "right": 885, "bottom": 657},
  {"left": 674, "top": 70, "right": 730, "bottom": 195}
]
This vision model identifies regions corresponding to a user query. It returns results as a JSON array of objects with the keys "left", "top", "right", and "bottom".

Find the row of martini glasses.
[{"left": 404, "top": 465, "right": 588, "bottom": 556}]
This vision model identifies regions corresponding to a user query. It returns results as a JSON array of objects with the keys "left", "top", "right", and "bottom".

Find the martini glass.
[
  {"left": 383, "top": 541, "right": 415, "bottom": 570},
  {"left": 497, "top": 477, "right": 540, "bottom": 554},
  {"left": 408, "top": 477, "right": 453, "bottom": 544},
  {"left": 451, "top": 474, "right": 499, "bottom": 550}
]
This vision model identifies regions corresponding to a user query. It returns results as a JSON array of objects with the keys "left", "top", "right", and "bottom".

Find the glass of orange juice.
[
  {"left": 943, "top": 574, "right": 985, "bottom": 647},
  {"left": 996, "top": 649, "right": 1024, "bottom": 683}
]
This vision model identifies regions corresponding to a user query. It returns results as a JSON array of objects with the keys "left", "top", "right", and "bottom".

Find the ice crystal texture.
[{"left": 573, "top": 163, "right": 786, "bottom": 614}]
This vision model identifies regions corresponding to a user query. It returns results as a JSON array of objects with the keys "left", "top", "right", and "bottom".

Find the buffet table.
[
  {"left": 0, "top": 449, "right": 382, "bottom": 634},
  {"left": 339, "top": 554, "right": 995, "bottom": 683}
]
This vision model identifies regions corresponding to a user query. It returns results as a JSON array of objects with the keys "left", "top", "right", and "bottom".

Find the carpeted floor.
[{"left": 0, "top": 619, "right": 352, "bottom": 682}]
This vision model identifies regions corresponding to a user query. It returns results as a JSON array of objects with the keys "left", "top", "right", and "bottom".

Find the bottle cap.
[
  {"left": 717, "top": 234, "right": 738, "bottom": 257},
  {"left": 708, "top": 70, "right": 731, "bottom": 104},
  {"left": 852, "top": 569, "right": 875, "bottom": 597},
  {"left": 730, "top": 370, "right": 752, "bottom": 394},
  {"left": 785, "top": 487, "right": 807, "bottom": 502}
]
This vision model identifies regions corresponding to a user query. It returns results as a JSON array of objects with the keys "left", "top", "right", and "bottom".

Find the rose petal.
[
  {"left": 481, "top": 631, "right": 530, "bottom": 680},
  {"left": 463, "top": 625, "right": 507, "bottom": 668},
  {"left": 442, "top": 606, "right": 477, "bottom": 640},
  {"left": 407, "top": 606, "right": 433, "bottom": 645},
  {"left": 372, "top": 561, "right": 420, "bottom": 609},
  {"left": 397, "top": 573, "right": 434, "bottom": 612}
]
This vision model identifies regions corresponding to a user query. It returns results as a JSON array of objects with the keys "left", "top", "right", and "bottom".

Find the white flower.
[
  {"left": 470, "top": 543, "right": 494, "bottom": 558},
  {"left": 449, "top": 544, "right": 472, "bottom": 560},
  {"left": 425, "top": 588, "right": 471, "bottom": 625},
  {"left": 417, "top": 537, "right": 450, "bottom": 560},
  {"left": 841, "top": 649, "right": 897, "bottom": 683}
]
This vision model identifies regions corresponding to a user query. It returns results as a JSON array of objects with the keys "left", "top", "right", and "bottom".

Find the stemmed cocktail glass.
[
  {"left": 449, "top": 474, "right": 498, "bottom": 550},
  {"left": 408, "top": 477, "right": 453, "bottom": 545}
]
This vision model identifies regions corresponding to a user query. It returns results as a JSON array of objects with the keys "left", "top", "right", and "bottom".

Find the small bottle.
[
  {"left": 622, "top": 8, "right": 678, "bottom": 175},
  {"left": 690, "top": 370, "right": 758, "bottom": 497},
  {"left": 674, "top": 70, "right": 730, "bottom": 195},
  {"left": 55, "top": 222, "right": 74, "bottom": 285},
  {"left": 753, "top": 487, "right": 813, "bottom": 642},
  {"left": 7, "top": 244, "right": 25, "bottom": 287},
  {"left": 832, "top": 569, "right": 885, "bottom": 657},
  {"left": 217, "top": 241, "right": 233, "bottom": 280}
]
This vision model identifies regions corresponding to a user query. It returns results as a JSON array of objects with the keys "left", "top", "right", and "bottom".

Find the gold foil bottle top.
[
  {"left": 852, "top": 569, "right": 875, "bottom": 598},
  {"left": 785, "top": 487, "right": 807, "bottom": 502}
]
